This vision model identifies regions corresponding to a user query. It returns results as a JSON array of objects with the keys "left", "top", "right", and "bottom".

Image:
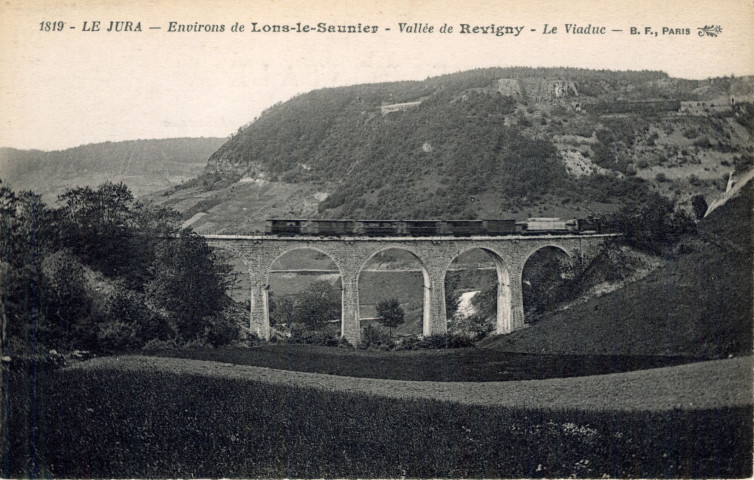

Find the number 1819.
[{"left": 40, "top": 21, "right": 65, "bottom": 31}]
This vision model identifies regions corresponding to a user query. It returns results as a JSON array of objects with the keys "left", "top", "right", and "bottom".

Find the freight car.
[
  {"left": 516, "top": 218, "right": 579, "bottom": 235},
  {"left": 266, "top": 218, "right": 598, "bottom": 237},
  {"left": 266, "top": 219, "right": 307, "bottom": 235}
]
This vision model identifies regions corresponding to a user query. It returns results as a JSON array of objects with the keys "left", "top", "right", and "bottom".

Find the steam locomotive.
[{"left": 265, "top": 217, "right": 601, "bottom": 237}]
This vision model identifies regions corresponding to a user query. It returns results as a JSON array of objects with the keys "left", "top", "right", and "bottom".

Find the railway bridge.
[{"left": 204, "top": 234, "right": 616, "bottom": 344}]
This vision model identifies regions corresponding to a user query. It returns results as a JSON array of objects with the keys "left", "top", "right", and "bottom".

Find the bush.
[
  {"left": 142, "top": 338, "right": 179, "bottom": 352},
  {"left": 358, "top": 325, "right": 395, "bottom": 350},
  {"left": 393, "top": 332, "right": 475, "bottom": 350},
  {"left": 203, "top": 313, "right": 241, "bottom": 347},
  {"left": 450, "top": 313, "right": 495, "bottom": 340},
  {"left": 96, "top": 322, "right": 139, "bottom": 353},
  {"left": 4, "top": 351, "right": 67, "bottom": 373},
  {"left": 286, "top": 325, "right": 341, "bottom": 346}
]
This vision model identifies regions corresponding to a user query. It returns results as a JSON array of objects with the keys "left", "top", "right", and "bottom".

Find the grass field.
[
  {"left": 148, "top": 344, "right": 706, "bottom": 382},
  {"left": 5, "top": 356, "right": 752, "bottom": 478}
]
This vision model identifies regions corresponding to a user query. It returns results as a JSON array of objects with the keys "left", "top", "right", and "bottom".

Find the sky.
[{"left": 1, "top": 0, "right": 753, "bottom": 151}]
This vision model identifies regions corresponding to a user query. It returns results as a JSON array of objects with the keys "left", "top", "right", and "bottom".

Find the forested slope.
[{"left": 159, "top": 68, "right": 753, "bottom": 232}]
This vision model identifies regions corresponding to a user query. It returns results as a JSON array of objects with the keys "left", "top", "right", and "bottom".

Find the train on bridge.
[{"left": 265, "top": 217, "right": 603, "bottom": 237}]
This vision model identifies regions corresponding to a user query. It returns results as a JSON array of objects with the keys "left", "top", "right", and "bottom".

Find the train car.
[
  {"left": 401, "top": 220, "right": 441, "bottom": 236},
  {"left": 266, "top": 219, "right": 306, "bottom": 236},
  {"left": 521, "top": 218, "right": 579, "bottom": 234},
  {"left": 444, "top": 220, "right": 485, "bottom": 236},
  {"left": 483, "top": 219, "right": 516, "bottom": 236},
  {"left": 357, "top": 220, "right": 402, "bottom": 236},
  {"left": 303, "top": 219, "right": 356, "bottom": 236},
  {"left": 577, "top": 217, "right": 600, "bottom": 234},
  {"left": 266, "top": 217, "right": 596, "bottom": 237}
]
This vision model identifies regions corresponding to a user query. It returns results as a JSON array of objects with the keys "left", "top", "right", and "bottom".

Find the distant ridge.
[{"left": 0, "top": 137, "right": 225, "bottom": 200}]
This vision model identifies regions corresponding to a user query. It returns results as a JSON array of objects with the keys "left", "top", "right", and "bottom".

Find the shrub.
[
  {"left": 96, "top": 322, "right": 138, "bottom": 353},
  {"left": 286, "top": 325, "right": 341, "bottom": 346},
  {"left": 142, "top": 338, "right": 179, "bottom": 352},
  {"left": 450, "top": 313, "right": 495, "bottom": 340},
  {"left": 358, "top": 324, "right": 394, "bottom": 350},
  {"left": 203, "top": 313, "right": 241, "bottom": 347},
  {"left": 393, "top": 333, "right": 475, "bottom": 350}
]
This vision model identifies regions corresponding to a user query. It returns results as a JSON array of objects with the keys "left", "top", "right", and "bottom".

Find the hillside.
[
  {"left": 482, "top": 179, "right": 753, "bottom": 358},
  {"left": 149, "top": 68, "right": 754, "bottom": 233},
  {"left": 0, "top": 137, "right": 225, "bottom": 201}
]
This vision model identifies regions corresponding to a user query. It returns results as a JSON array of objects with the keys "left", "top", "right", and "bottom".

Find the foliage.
[
  {"left": 98, "top": 289, "right": 173, "bottom": 352},
  {"left": 270, "top": 280, "right": 341, "bottom": 331},
  {"left": 691, "top": 194, "right": 708, "bottom": 220},
  {"left": 357, "top": 324, "right": 394, "bottom": 350},
  {"left": 39, "top": 250, "right": 96, "bottom": 351},
  {"left": 522, "top": 248, "right": 576, "bottom": 317},
  {"left": 286, "top": 325, "right": 341, "bottom": 347},
  {"left": 56, "top": 181, "right": 181, "bottom": 287},
  {"left": 446, "top": 280, "right": 498, "bottom": 339},
  {"left": 1, "top": 181, "right": 239, "bottom": 355},
  {"left": 732, "top": 102, "right": 754, "bottom": 132},
  {"left": 450, "top": 312, "right": 495, "bottom": 340},
  {"left": 146, "top": 229, "right": 230, "bottom": 342},
  {"left": 268, "top": 292, "right": 295, "bottom": 329},
  {"left": 609, "top": 193, "right": 697, "bottom": 254},
  {"left": 375, "top": 298, "right": 405, "bottom": 336},
  {"left": 444, "top": 271, "right": 462, "bottom": 320},
  {"left": 399, "top": 333, "right": 476, "bottom": 350}
]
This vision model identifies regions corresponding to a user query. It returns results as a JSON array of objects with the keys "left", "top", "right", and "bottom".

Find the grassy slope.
[
  {"left": 68, "top": 354, "right": 753, "bottom": 412},
  {"left": 482, "top": 182, "right": 752, "bottom": 358},
  {"left": 6, "top": 356, "right": 751, "bottom": 478},
  {"left": 147, "top": 344, "right": 700, "bottom": 382}
]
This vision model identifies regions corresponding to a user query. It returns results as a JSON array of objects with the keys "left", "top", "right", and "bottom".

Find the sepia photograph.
[{"left": 1, "top": 0, "right": 752, "bottom": 477}]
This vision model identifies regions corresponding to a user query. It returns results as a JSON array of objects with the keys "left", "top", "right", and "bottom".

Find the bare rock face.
[
  {"left": 497, "top": 78, "right": 578, "bottom": 102},
  {"left": 497, "top": 79, "right": 523, "bottom": 98}
]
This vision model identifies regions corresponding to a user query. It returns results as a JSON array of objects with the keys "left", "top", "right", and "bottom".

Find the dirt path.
[{"left": 68, "top": 355, "right": 752, "bottom": 412}]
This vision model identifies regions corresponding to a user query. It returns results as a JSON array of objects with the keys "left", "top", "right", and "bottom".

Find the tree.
[
  {"left": 269, "top": 292, "right": 296, "bottom": 330},
  {"left": 56, "top": 182, "right": 135, "bottom": 277},
  {"left": 146, "top": 229, "right": 230, "bottom": 341},
  {"left": 691, "top": 194, "right": 708, "bottom": 220},
  {"left": 1, "top": 183, "right": 57, "bottom": 353},
  {"left": 290, "top": 280, "right": 341, "bottom": 331},
  {"left": 40, "top": 250, "right": 96, "bottom": 350},
  {"left": 375, "top": 298, "right": 405, "bottom": 337},
  {"left": 444, "top": 271, "right": 462, "bottom": 320}
]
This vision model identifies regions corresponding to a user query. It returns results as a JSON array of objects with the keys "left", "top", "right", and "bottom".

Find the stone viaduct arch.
[
  {"left": 443, "top": 247, "right": 512, "bottom": 335},
  {"left": 357, "top": 246, "right": 432, "bottom": 336},
  {"left": 204, "top": 234, "right": 615, "bottom": 344},
  {"left": 265, "top": 246, "right": 345, "bottom": 334}
]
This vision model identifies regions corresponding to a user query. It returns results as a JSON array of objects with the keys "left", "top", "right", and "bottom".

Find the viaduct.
[{"left": 204, "top": 234, "right": 615, "bottom": 345}]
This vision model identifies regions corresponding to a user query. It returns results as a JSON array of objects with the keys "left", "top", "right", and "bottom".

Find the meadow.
[
  {"left": 149, "top": 343, "right": 704, "bottom": 381},
  {"left": 4, "top": 355, "right": 751, "bottom": 478}
]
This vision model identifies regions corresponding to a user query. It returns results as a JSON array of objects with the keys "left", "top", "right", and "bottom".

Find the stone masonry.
[{"left": 205, "top": 234, "right": 615, "bottom": 344}]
